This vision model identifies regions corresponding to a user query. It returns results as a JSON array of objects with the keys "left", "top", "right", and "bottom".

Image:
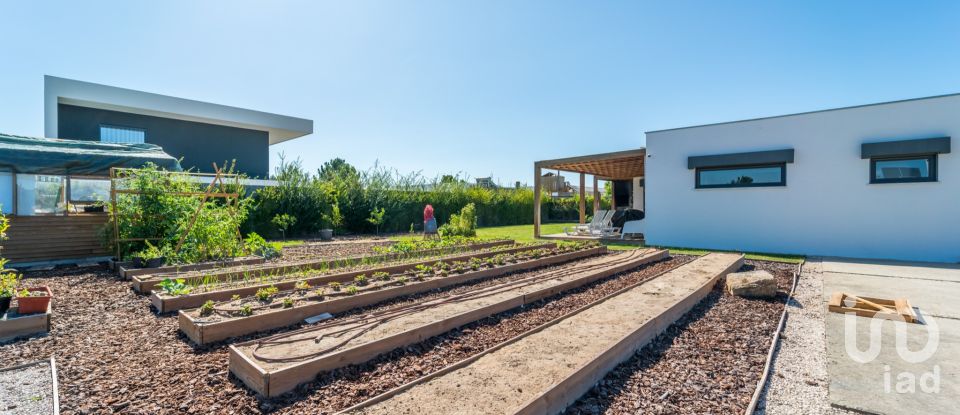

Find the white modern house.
[{"left": 645, "top": 94, "right": 957, "bottom": 263}]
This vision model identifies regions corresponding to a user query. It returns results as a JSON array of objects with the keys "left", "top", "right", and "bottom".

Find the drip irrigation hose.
[
  {"left": 744, "top": 260, "right": 803, "bottom": 415},
  {"left": 249, "top": 249, "right": 639, "bottom": 363}
]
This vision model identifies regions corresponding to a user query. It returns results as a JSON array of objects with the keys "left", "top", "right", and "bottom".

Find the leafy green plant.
[
  {"left": 272, "top": 214, "right": 297, "bottom": 240},
  {"left": 239, "top": 305, "right": 253, "bottom": 316},
  {"left": 345, "top": 285, "right": 359, "bottom": 295},
  {"left": 314, "top": 288, "right": 325, "bottom": 299},
  {"left": 397, "top": 276, "right": 409, "bottom": 285},
  {"left": 281, "top": 298, "right": 295, "bottom": 308},
  {"left": 354, "top": 274, "right": 368, "bottom": 286},
  {"left": 231, "top": 294, "right": 241, "bottom": 301},
  {"left": 294, "top": 280, "right": 311, "bottom": 291},
  {"left": 200, "top": 300, "right": 215, "bottom": 316},
  {"left": 366, "top": 207, "right": 386, "bottom": 235},
  {"left": 372, "top": 271, "right": 391, "bottom": 281},
  {"left": 438, "top": 203, "right": 477, "bottom": 238},
  {"left": 244, "top": 232, "right": 281, "bottom": 259},
  {"left": 135, "top": 240, "right": 163, "bottom": 260},
  {"left": 329, "top": 281, "right": 342, "bottom": 291},
  {"left": 158, "top": 278, "right": 191, "bottom": 296},
  {"left": 256, "top": 285, "right": 279, "bottom": 301}
]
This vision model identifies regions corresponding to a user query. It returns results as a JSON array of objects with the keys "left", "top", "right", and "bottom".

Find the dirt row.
[
  {"left": 0, "top": 253, "right": 690, "bottom": 414},
  {"left": 562, "top": 260, "right": 796, "bottom": 415},
  {"left": 273, "top": 239, "right": 391, "bottom": 263}
]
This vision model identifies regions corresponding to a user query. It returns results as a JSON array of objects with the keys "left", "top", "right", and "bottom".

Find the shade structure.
[
  {"left": 533, "top": 148, "right": 645, "bottom": 237},
  {"left": 0, "top": 133, "right": 181, "bottom": 175}
]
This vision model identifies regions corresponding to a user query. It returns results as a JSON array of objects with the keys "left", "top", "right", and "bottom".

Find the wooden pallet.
[{"left": 828, "top": 292, "right": 917, "bottom": 323}]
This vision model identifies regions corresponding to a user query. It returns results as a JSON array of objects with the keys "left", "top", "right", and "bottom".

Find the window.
[
  {"left": 0, "top": 172, "right": 12, "bottom": 214},
  {"left": 69, "top": 178, "right": 111, "bottom": 202},
  {"left": 100, "top": 125, "right": 145, "bottom": 144},
  {"left": 870, "top": 155, "right": 937, "bottom": 184},
  {"left": 696, "top": 164, "right": 786, "bottom": 189},
  {"left": 17, "top": 174, "right": 65, "bottom": 215}
]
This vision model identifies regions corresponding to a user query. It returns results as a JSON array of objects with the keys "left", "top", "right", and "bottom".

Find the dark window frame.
[
  {"left": 869, "top": 154, "right": 937, "bottom": 184},
  {"left": 695, "top": 163, "right": 787, "bottom": 189}
]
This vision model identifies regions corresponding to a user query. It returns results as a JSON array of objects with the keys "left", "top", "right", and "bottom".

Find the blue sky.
[{"left": 2, "top": 1, "right": 959, "bottom": 184}]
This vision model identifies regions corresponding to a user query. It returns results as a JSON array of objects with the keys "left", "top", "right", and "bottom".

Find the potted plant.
[
  {"left": 0, "top": 271, "right": 19, "bottom": 315},
  {"left": 135, "top": 241, "right": 167, "bottom": 268},
  {"left": 16, "top": 286, "right": 52, "bottom": 314}
]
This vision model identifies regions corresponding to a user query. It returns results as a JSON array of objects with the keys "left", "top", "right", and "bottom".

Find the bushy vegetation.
[
  {"left": 438, "top": 203, "right": 477, "bottom": 237},
  {"left": 244, "top": 157, "right": 609, "bottom": 238},
  {"left": 107, "top": 163, "right": 253, "bottom": 263}
]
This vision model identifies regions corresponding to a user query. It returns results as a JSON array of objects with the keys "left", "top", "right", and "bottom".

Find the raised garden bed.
[
  {"left": 150, "top": 242, "right": 549, "bottom": 313},
  {"left": 340, "top": 253, "right": 744, "bottom": 415},
  {"left": 0, "top": 357, "right": 60, "bottom": 415},
  {"left": 229, "top": 248, "right": 668, "bottom": 397},
  {"left": 0, "top": 302, "right": 52, "bottom": 343},
  {"left": 115, "top": 256, "right": 266, "bottom": 280},
  {"left": 180, "top": 242, "right": 597, "bottom": 345},
  {"left": 132, "top": 239, "right": 514, "bottom": 293}
]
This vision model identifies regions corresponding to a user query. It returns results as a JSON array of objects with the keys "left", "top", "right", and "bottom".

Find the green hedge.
[{"left": 244, "top": 158, "right": 610, "bottom": 238}]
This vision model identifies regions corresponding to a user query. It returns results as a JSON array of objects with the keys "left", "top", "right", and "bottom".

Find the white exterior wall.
[{"left": 645, "top": 95, "right": 960, "bottom": 263}]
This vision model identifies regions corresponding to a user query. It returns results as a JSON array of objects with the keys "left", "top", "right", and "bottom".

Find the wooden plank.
[
  {"left": 231, "top": 248, "right": 668, "bottom": 397},
  {"left": 117, "top": 256, "right": 265, "bottom": 279},
  {"left": 183, "top": 246, "right": 606, "bottom": 344},
  {"left": 827, "top": 292, "right": 917, "bottom": 323}
]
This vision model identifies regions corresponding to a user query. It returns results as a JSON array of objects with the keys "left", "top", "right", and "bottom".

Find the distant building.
[{"left": 474, "top": 177, "right": 497, "bottom": 189}]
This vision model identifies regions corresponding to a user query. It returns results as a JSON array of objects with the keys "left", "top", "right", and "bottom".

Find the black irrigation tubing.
[
  {"left": 249, "top": 250, "right": 646, "bottom": 363},
  {"left": 744, "top": 260, "right": 804, "bottom": 415}
]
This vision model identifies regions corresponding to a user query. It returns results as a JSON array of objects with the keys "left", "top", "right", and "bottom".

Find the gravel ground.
[
  {"left": 563, "top": 260, "right": 797, "bottom": 415},
  {"left": 0, "top": 253, "right": 689, "bottom": 414},
  {"left": 276, "top": 239, "right": 391, "bottom": 263},
  {"left": 755, "top": 259, "right": 856, "bottom": 415},
  {"left": 0, "top": 360, "right": 55, "bottom": 415}
]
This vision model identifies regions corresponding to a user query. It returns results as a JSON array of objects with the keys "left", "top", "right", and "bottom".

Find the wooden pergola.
[{"left": 533, "top": 148, "right": 646, "bottom": 237}]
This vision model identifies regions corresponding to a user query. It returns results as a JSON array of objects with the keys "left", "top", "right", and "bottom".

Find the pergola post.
[
  {"left": 533, "top": 165, "right": 542, "bottom": 238},
  {"left": 593, "top": 175, "right": 599, "bottom": 213},
  {"left": 578, "top": 173, "right": 586, "bottom": 224}
]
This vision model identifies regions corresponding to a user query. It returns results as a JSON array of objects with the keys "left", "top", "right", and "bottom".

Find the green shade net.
[{"left": 0, "top": 133, "right": 182, "bottom": 175}]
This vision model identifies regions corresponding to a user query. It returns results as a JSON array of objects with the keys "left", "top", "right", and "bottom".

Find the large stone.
[{"left": 726, "top": 270, "right": 777, "bottom": 298}]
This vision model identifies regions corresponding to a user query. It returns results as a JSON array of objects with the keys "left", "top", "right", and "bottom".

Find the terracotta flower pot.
[{"left": 16, "top": 286, "right": 52, "bottom": 314}]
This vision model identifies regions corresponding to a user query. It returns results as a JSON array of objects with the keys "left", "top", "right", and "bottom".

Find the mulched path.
[
  {"left": 275, "top": 239, "right": 391, "bottom": 263},
  {"left": 0, "top": 254, "right": 690, "bottom": 414},
  {"left": 562, "top": 260, "right": 797, "bottom": 415}
]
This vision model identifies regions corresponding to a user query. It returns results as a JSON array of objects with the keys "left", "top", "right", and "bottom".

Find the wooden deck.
[{"left": 540, "top": 233, "right": 645, "bottom": 246}]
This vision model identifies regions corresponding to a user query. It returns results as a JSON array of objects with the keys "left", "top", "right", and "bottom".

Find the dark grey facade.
[{"left": 57, "top": 104, "right": 270, "bottom": 177}]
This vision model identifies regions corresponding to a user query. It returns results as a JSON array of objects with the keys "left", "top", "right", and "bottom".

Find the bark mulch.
[
  {"left": 0, "top": 254, "right": 691, "bottom": 415},
  {"left": 562, "top": 260, "right": 797, "bottom": 415}
]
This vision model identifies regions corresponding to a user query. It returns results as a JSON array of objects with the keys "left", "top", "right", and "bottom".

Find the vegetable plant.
[
  {"left": 294, "top": 280, "right": 311, "bottom": 291},
  {"left": 281, "top": 298, "right": 294, "bottom": 308},
  {"left": 200, "top": 300, "right": 215, "bottom": 316},
  {"left": 372, "top": 271, "right": 390, "bottom": 281},
  {"left": 256, "top": 285, "right": 279, "bottom": 301},
  {"left": 239, "top": 305, "right": 253, "bottom": 316},
  {"left": 345, "top": 285, "right": 359, "bottom": 295},
  {"left": 158, "top": 278, "right": 191, "bottom": 296},
  {"left": 329, "top": 281, "right": 342, "bottom": 291},
  {"left": 354, "top": 274, "right": 368, "bottom": 286}
]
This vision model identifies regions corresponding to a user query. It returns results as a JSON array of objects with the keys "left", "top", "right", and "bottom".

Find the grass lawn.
[{"left": 475, "top": 223, "right": 805, "bottom": 264}]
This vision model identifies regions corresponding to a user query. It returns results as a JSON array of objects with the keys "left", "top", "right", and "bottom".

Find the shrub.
[
  {"left": 438, "top": 203, "right": 477, "bottom": 238},
  {"left": 108, "top": 162, "right": 250, "bottom": 263}
]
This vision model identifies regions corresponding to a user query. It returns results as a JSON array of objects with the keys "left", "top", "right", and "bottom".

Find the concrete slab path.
[{"left": 820, "top": 257, "right": 960, "bottom": 415}]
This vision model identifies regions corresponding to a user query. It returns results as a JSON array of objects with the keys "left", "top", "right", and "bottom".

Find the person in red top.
[{"left": 423, "top": 204, "right": 437, "bottom": 234}]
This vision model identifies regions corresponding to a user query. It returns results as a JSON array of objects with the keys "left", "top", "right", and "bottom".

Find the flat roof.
[
  {"left": 44, "top": 75, "right": 313, "bottom": 145},
  {"left": 535, "top": 148, "right": 646, "bottom": 179},
  {"left": 646, "top": 91, "right": 960, "bottom": 135}
]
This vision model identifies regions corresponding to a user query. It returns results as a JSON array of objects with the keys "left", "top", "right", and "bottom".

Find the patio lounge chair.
[
  {"left": 621, "top": 219, "right": 644, "bottom": 240},
  {"left": 564, "top": 210, "right": 613, "bottom": 236}
]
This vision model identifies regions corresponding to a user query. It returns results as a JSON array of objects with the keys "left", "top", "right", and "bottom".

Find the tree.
[
  {"left": 366, "top": 207, "right": 386, "bottom": 235},
  {"left": 318, "top": 158, "right": 359, "bottom": 183},
  {"left": 272, "top": 213, "right": 297, "bottom": 240}
]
